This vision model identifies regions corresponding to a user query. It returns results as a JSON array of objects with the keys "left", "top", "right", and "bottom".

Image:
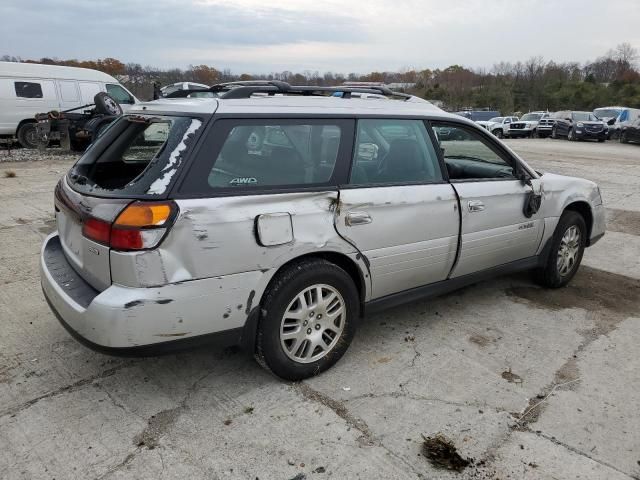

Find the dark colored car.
[
  {"left": 551, "top": 111, "right": 607, "bottom": 142},
  {"left": 620, "top": 118, "right": 640, "bottom": 145}
]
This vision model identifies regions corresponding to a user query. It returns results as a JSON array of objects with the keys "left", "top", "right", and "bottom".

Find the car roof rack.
[{"left": 207, "top": 80, "right": 414, "bottom": 100}]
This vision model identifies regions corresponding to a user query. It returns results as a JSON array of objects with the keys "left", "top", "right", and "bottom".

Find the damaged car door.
[
  {"left": 335, "top": 118, "right": 459, "bottom": 299},
  {"left": 431, "top": 122, "right": 543, "bottom": 277}
]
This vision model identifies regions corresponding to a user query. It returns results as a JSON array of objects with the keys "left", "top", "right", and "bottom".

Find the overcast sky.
[{"left": 2, "top": 0, "right": 639, "bottom": 73}]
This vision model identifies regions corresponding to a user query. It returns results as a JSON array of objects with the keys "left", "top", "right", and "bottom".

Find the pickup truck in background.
[
  {"left": 508, "top": 111, "right": 549, "bottom": 138},
  {"left": 477, "top": 116, "right": 519, "bottom": 138}
]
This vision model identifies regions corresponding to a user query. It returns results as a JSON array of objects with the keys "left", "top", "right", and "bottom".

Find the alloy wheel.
[
  {"left": 279, "top": 284, "right": 346, "bottom": 364},
  {"left": 557, "top": 225, "right": 581, "bottom": 276}
]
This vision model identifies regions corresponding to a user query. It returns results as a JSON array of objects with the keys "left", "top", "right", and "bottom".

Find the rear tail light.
[{"left": 81, "top": 201, "right": 177, "bottom": 251}]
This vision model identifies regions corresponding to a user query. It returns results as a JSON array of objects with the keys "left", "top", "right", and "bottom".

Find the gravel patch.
[{"left": 0, "top": 147, "right": 80, "bottom": 164}]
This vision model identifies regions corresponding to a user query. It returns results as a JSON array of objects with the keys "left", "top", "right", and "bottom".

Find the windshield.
[
  {"left": 573, "top": 112, "right": 597, "bottom": 122},
  {"left": 489, "top": 117, "right": 504, "bottom": 123},
  {"left": 69, "top": 115, "right": 202, "bottom": 197},
  {"left": 594, "top": 108, "right": 621, "bottom": 119},
  {"left": 521, "top": 113, "right": 543, "bottom": 121}
]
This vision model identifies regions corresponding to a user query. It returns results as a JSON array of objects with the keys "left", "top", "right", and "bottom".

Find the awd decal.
[
  {"left": 230, "top": 177, "right": 257, "bottom": 185},
  {"left": 518, "top": 222, "right": 534, "bottom": 230}
]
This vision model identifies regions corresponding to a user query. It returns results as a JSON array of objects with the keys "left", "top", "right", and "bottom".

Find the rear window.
[
  {"left": 193, "top": 119, "right": 347, "bottom": 191},
  {"left": 68, "top": 115, "right": 202, "bottom": 197},
  {"left": 14, "top": 81, "right": 43, "bottom": 98}
]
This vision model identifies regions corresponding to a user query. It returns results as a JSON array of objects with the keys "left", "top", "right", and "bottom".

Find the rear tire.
[
  {"left": 255, "top": 259, "right": 359, "bottom": 380},
  {"left": 534, "top": 211, "right": 586, "bottom": 289},
  {"left": 17, "top": 122, "right": 38, "bottom": 149}
]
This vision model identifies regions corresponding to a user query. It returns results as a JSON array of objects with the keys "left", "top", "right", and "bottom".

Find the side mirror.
[
  {"left": 607, "top": 118, "right": 616, "bottom": 126},
  {"left": 565, "top": 118, "right": 572, "bottom": 122}
]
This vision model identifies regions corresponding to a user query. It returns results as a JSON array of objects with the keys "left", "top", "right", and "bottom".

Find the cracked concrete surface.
[{"left": 1, "top": 141, "right": 639, "bottom": 479}]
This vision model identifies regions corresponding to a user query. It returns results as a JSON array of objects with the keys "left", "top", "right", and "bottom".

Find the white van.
[
  {"left": 0, "top": 62, "right": 138, "bottom": 147},
  {"left": 593, "top": 106, "right": 640, "bottom": 139}
]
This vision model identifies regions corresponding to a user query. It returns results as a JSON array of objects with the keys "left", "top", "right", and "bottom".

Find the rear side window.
[
  {"left": 191, "top": 119, "right": 349, "bottom": 191},
  {"left": 68, "top": 115, "right": 202, "bottom": 197},
  {"left": 14, "top": 81, "right": 43, "bottom": 98},
  {"left": 350, "top": 119, "right": 443, "bottom": 185}
]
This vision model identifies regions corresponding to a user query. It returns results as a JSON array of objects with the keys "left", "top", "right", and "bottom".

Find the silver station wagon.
[{"left": 40, "top": 82, "right": 605, "bottom": 380}]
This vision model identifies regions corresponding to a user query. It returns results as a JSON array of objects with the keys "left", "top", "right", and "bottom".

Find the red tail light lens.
[
  {"left": 81, "top": 201, "right": 177, "bottom": 251},
  {"left": 82, "top": 218, "right": 111, "bottom": 245},
  {"left": 110, "top": 229, "right": 144, "bottom": 250}
]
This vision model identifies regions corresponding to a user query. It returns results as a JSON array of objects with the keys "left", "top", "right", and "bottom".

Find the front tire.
[
  {"left": 535, "top": 211, "right": 586, "bottom": 288},
  {"left": 551, "top": 126, "right": 558, "bottom": 139},
  {"left": 493, "top": 129, "right": 503, "bottom": 138},
  {"left": 568, "top": 128, "right": 576, "bottom": 141},
  {"left": 255, "top": 259, "right": 359, "bottom": 380},
  {"left": 620, "top": 131, "right": 628, "bottom": 144}
]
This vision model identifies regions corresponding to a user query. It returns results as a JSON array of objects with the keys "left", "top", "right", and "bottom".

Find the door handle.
[
  {"left": 345, "top": 211, "right": 372, "bottom": 226},
  {"left": 468, "top": 200, "right": 485, "bottom": 212}
]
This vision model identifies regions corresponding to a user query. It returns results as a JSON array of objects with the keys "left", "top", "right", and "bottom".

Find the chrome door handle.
[
  {"left": 345, "top": 211, "right": 372, "bottom": 226},
  {"left": 468, "top": 200, "right": 485, "bottom": 212}
]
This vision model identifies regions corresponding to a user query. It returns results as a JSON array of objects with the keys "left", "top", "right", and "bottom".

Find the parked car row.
[{"left": 474, "top": 106, "right": 640, "bottom": 144}]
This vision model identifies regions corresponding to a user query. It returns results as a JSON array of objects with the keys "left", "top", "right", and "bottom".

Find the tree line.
[{"left": 2, "top": 43, "right": 638, "bottom": 114}]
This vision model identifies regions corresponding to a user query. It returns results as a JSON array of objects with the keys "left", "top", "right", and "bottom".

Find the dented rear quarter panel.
[{"left": 110, "top": 190, "right": 370, "bottom": 310}]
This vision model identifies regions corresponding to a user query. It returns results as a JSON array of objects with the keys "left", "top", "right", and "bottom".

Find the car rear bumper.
[{"left": 40, "top": 233, "right": 260, "bottom": 353}]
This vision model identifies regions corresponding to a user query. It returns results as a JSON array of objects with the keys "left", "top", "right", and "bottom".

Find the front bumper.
[
  {"left": 40, "top": 234, "right": 259, "bottom": 353},
  {"left": 508, "top": 128, "right": 534, "bottom": 137},
  {"left": 575, "top": 129, "right": 607, "bottom": 140}
]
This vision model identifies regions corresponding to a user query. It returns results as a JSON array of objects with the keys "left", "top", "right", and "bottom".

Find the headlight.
[{"left": 577, "top": 122, "right": 584, "bottom": 127}]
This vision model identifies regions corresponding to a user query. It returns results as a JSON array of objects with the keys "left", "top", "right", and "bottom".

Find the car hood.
[{"left": 512, "top": 120, "right": 538, "bottom": 126}]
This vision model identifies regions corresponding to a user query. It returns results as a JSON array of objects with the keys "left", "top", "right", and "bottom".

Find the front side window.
[
  {"left": 206, "top": 121, "right": 343, "bottom": 189},
  {"left": 106, "top": 84, "right": 134, "bottom": 104},
  {"left": 14, "top": 81, "right": 43, "bottom": 98},
  {"left": 350, "top": 119, "right": 442, "bottom": 185},
  {"left": 431, "top": 123, "right": 515, "bottom": 181}
]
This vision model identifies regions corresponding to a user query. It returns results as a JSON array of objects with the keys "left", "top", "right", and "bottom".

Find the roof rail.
[
  {"left": 161, "top": 80, "right": 423, "bottom": 102},
  {"left": 207, "top": 81, "right": 414, "bottom": 100}
]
